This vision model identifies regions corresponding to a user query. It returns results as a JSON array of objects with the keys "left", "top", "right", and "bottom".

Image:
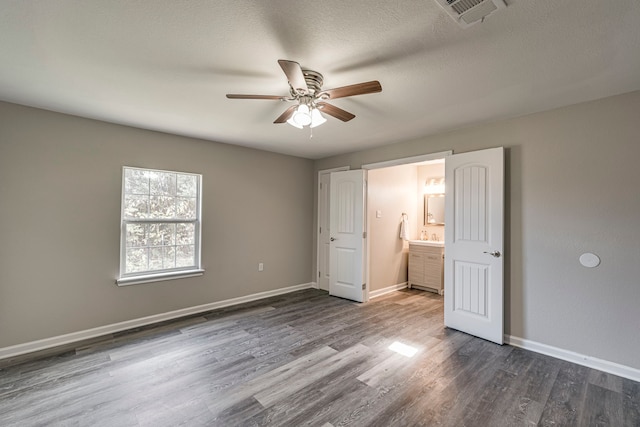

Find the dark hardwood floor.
[{"left": 1, "top": 288, "right": 638, "bottom": 426}]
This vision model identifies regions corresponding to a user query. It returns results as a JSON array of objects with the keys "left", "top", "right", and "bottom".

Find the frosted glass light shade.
[
  {"left": 286, "top": 117, "right": 303, "bottom": 129},
  {"left": 310, "top": 108, "right": 327, "bottom": 128},
  {"left": 292, "top": 104, "right": 311, "bottom": 126}
]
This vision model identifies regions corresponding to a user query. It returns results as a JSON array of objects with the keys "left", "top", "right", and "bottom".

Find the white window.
[{"left": 117, "top": 167, "right": 203, "bottom": 285}]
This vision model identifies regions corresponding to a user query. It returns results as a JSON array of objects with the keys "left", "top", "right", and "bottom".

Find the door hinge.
[
  {"left": 320, "top": 182, "right": 323, "bottom": 189},
  {"left": 362, "top": 283, "right": 366, "bottom": 290},
  {"left": 363, "top": 231, "right": 367, "bottom": 238},
  {"left": 318, "top": 271, "right": 321, "bottom": 278},
  {"left": 319, "top": 226, "right": 322, "bottom": 234}
]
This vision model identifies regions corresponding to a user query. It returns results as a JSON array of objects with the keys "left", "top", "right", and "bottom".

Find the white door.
[
  {"left": 318, "top": 172, "right": 332, "bottom": 290},
  {"left": 444, "top": 147, "right": 504, "bottom": 344},
  {"left": 329, "top": 170, "right": 366, "bottom": 302}
]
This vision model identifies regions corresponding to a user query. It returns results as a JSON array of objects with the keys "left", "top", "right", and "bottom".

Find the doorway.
[
  {"left": 315, "top": 151, "right": 451, "bottom": 295},
  {"left": 365, "top": 156, "right": 448, "bottom": 298},
  {"left": 318, "top": 148, "right": 505, "bottom": 344}
]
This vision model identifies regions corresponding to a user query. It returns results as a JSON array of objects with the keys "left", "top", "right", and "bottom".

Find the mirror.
[{"left": 425, "top": 195, "right": 445, "bottom": 225}]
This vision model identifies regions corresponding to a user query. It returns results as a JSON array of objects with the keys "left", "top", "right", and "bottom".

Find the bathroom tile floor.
[{"left": 1, "top": 288, "right": 638, "bottom": 426}]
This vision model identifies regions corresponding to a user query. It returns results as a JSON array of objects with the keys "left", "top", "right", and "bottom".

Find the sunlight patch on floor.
[{"left": 388, "top": 341, "right": 418, "bottom": 357}]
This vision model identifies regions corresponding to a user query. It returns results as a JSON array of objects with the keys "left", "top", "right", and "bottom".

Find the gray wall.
[
  {"left": 314, "top": 90, "right": 640, "bottom": 370},
  {"left": 0, "top": 102, "right": 314, "bottom": 349}
]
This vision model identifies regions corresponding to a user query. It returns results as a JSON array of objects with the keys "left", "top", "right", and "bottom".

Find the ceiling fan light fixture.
[{"left": 288, "top": 104, "right": 312, "bottom": 128}]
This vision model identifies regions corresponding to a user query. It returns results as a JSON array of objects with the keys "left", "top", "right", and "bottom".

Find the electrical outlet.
[{"left": 258, "top": 263, "right": 264, "bottom": 272}]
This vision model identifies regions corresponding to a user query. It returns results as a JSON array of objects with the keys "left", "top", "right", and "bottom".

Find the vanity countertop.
[{"left": 408, "top": 240, "right": 444, "bottom": 247}]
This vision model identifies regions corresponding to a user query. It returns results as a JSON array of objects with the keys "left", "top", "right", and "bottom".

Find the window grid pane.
[
  {"left": 124, "top": 171, "right": 199, "bottom": 221},
  {"left": 125, "top": 221, "right": 197, "bottom": 272},
  {"left": 121, "top": 167, "right": 201, "bottom": 278}
]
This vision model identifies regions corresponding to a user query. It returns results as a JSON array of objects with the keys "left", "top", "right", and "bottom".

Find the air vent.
[{"left": 435, "top": 0, "right": 507, "bottom": 28}]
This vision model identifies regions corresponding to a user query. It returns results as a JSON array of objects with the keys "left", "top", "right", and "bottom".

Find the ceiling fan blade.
[
  {"left": 320, "top": 81, "right": 382, "bottom": 100},
  {"left": 226, "top": 94, "right": 286, "bottom": 100},
  {"left": 278, "top": 60, "right": 309, "bottom": 95},
  {"left": 273, "top": 105, "right": 298, "bottom": 124},
  {"left": 317, "top": 102, "right": 355, "bottom": 122}
]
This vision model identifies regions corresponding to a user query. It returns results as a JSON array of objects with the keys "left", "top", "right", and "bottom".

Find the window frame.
[{"left": 116, "top": 166, "right": 204, "bottom": 286}]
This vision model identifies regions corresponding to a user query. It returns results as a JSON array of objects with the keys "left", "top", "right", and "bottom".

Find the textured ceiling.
[{"left": 1, "top": 0, "right": 639, "bottom": 159}]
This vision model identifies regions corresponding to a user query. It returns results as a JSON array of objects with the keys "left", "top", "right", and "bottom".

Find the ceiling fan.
[{"left": 226, "top": 60, "right": 382, "bottom": 129}]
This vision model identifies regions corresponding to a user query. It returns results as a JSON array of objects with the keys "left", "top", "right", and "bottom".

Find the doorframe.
[
  {"left": 316, "top": 166, "right": 349, "bottom": 290},
  {"left": 361, "top": 151, "right": 452, "bottom": 301}
]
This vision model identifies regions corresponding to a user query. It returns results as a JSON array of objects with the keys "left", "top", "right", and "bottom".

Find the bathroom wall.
[
  {"left": 367, "top": 165, "right": 418, "bottom": 292},
  {"left": 417, "top": 162, "right": 445, "bottom": 241}
]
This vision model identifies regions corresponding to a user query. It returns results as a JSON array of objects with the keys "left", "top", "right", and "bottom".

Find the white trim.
[
  {"left": 0, "top": 282, "right": 314, "bottom": 361},
  {"left": 505, "top": 334, "right": 640, "bottom": 383},
  {"left": 362, "top": 151, "right": 452, "bottom": 170},
  {"left": 117, "top": 269, "right": 205, "bottom": 286},
  {"left": 369, "top": 282, "right": 409, "bottom": 299},
  {"left": 119, "top": 166, "right": 203, "bottom": 283},
  {"left": 318, "top": 166, "right": 351, "bottom": 174},
  {"left": 316, "top": 166, "right": 350, "bottom": 292}
]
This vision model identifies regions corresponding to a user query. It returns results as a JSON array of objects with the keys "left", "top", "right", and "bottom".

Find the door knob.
[
  {"left": 330, "top": 237, "right": 336, "bottom": 241},
  {"left": 483, "top": 250, "right": 501, "bottom": 258}
]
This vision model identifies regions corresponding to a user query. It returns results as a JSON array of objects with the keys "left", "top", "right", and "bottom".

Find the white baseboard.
[
  {"left": 0, "top": 282, "right": 315, "bottom": 361},
  {"left": 505, "top": 334, "right": 640, "bottom": 383},
  {"left": 369, "top": 282, "right": 408, "bottom": 299}
]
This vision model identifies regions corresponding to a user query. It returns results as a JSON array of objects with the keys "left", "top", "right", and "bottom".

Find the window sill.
[{"left": 116, "top": 269, "right": 205, "bottom": 286}]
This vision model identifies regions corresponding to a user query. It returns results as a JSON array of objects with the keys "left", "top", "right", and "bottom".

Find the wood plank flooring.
[{"left": 0, "top": 288, "right": 638, "bottom": 426}]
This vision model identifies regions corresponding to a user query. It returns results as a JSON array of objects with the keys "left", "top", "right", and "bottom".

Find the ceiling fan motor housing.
[{"left": 291, "top": 69, "right": 323, "bottom": 97}]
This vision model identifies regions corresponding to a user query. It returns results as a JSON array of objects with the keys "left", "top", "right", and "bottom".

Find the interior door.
[
  {"left": 444, "top": 147, "right": 504, "bottom": 344},
  {"left": 329, "top": 170, "right": 366, "bottom": 302},
  {"left": 318, "top": 172, "right": 331, "bottom": 291}
]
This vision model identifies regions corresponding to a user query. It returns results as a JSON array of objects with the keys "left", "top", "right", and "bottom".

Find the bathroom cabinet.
[{"left": 408, "top": 242, "right": 444, "bottom": 294}]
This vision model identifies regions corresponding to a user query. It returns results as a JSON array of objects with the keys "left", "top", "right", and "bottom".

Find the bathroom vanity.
[{"left": 408, "top": 240, "right": 444, "bottom": 294}]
